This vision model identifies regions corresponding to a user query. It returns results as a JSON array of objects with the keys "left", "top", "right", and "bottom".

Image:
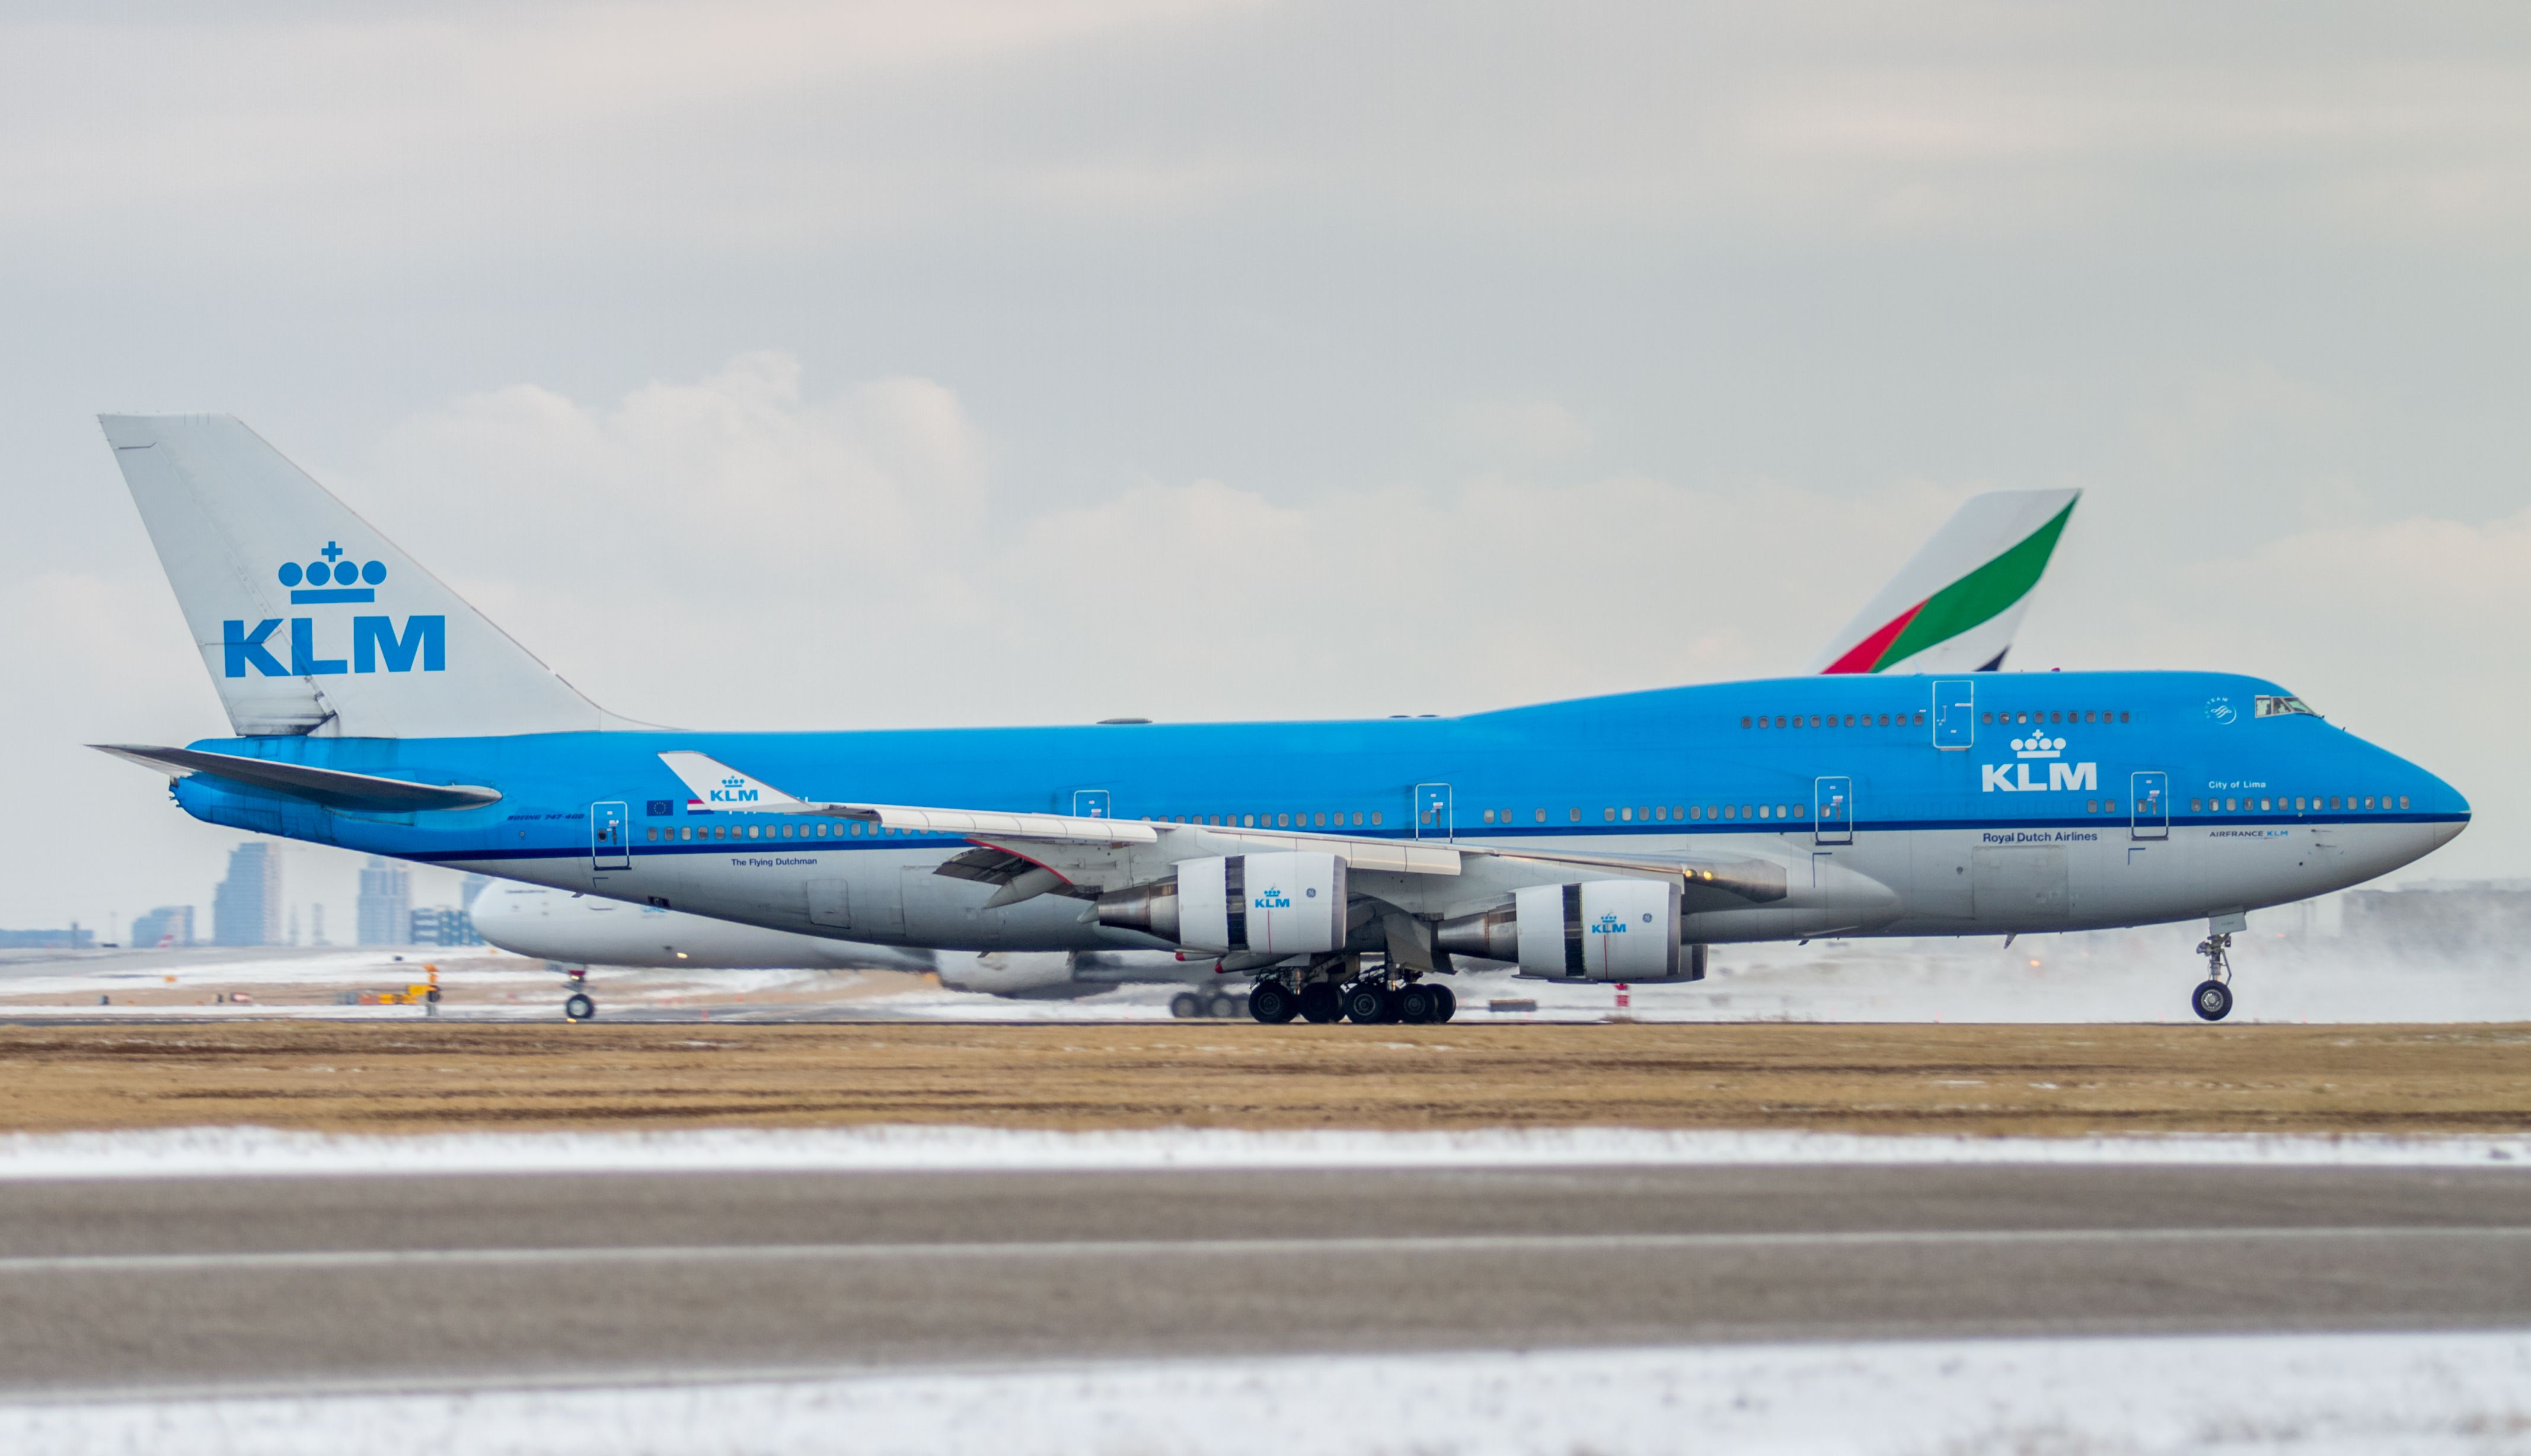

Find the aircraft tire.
[
  {"left": 1395, "top": 985, "right": 1438, "bottom": 1024},
  {"left": 2191, "top": 980, "right": 2233, "bottom": 1022},
  {"left": 1170, "top": 992, "right": 1203, "bottom": 1018},
  {"left": 1298, "top": 984, "right": 1342, "bottom": 1023},
  {"left": 1248, "top": 983, "right": 1298, "bottom": 1023},
  {"left": 1342, "top": 984, "right": 1389, "bottom": 1024},
  {"left": 1432, "top": 985, "right": 1457, "bottom": 1023},
  {"left": 563, "top": 992, "right": 596, "bottom": 1023},
  {"left": 1207, "top": 992, "right": 1241, "bottom": 1018}
]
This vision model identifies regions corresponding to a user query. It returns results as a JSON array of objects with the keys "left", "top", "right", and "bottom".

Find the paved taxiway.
[{"left": 1, "top": 1163, "right": 2525, "bottom": 1397}]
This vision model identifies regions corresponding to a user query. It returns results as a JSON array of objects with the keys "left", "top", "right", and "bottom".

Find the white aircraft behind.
[{"left": 469, "top": 490, "right": 2080, "bottom": 1012}]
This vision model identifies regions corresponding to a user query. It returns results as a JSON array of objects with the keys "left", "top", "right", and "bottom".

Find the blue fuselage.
[{"left": 168, "top": 670, "right": 2468, "bottom": 950}]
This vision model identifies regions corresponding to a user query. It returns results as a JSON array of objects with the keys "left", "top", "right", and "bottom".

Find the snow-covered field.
[
  {"left": 5, "top": 1331, "right": 2524, "bottom": 1455},
  {"left": 0, "top": 1123, "right": 2522, "bottom": 1180},
  {"left": 2, "top": 919, "right": 2524, "bottom": 1023}
]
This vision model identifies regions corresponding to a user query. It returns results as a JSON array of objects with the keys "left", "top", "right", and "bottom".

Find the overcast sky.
[{"left": 3, "top": 1, "right": 2527, "bottom": 937}]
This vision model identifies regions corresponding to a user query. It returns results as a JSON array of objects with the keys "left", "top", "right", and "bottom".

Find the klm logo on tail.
[
  {"left": 223, "top": 543, "right": 443, "bottom": 678},
  {"left": 1982, "top": 734, "right": 2098, "bottom": 793}
]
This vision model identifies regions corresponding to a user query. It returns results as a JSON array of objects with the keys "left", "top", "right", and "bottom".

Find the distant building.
[
  {"left": 2341, "top": 880, "right": 2531, "bottom": 962},
  {"left": 130, "top": 905, "right": 195, "bottom": 949},
  {"left": 409, "top": 905, "right": 481, "bottom": 947},
  {"left": 212, "top": 842, "right": 283, "bottom": 947},
  {"left": 0, "top": 927, "right": 95, "bottom": 950},
  {"left": 358, "top": 857, "right": 411, "bottom": 946}
]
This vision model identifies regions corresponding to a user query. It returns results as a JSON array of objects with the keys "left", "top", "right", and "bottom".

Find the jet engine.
[
  {"left": 1094, "top": 852, "right": 1346, "bottom": 955},
  {"left": 1436, "top": 879, "right": 1699, "bottom": 982}
]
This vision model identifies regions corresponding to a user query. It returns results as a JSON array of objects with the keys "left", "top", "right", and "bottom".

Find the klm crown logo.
[
  {"left": 1983, "top": 734, "right": 2097, "bottom": 793},
  {"left": 707, "top": 775, "right": 761, "bottom": 805},
  {"left": 277, "top": 541, "right": 387, "bottom": 604},
  {"left": 222, "top": 539, "right": 443, "bottom": 680}
]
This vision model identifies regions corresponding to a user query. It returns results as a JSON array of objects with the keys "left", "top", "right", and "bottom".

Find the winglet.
[{"left": 657, "top": 751, "right": 810, "bottom": 813}]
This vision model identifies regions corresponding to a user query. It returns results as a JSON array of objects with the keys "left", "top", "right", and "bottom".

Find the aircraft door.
[
  {"left": 590, "top": 801, "right": 631, "bottom": 871},
  {"left": 1932, "top": 679, "right": 1975, "bottom": 749},
  {"left": 1814, "top": 775, "right": 1855, "bottom": 845},
  {"left": 1413, "top": 783, "right": 1453, "bottom": 840},
  {"left": 2130, "top": 771, "right": 2169, "bottom": 841},
  {"left": 1072, "top": 790, "right": 1110, "bottom": 820}
]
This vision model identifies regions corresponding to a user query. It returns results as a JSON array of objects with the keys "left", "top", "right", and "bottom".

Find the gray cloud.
[{"left": 1, "top": 1, "right": 2524, "bottom": 938}]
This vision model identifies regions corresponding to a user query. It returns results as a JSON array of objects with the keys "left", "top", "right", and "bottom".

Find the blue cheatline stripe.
[{"left": 392, "top": 811, "right": 2464, "bottom": 865}]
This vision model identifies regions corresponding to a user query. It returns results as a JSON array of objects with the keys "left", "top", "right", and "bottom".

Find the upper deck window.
[{"left": 2256, "top": 694, "right": 2319, "bottom": 718}]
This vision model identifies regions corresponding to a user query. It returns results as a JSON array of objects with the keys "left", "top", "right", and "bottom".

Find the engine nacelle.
[
  {"left": 1097, "top": 852, "right": 1346, "bottom": 956},
  {"left": 1437, "top": 879, "right": 1686, "bottom": 981}
]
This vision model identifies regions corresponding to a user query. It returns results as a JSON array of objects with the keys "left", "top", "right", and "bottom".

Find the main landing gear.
[
  {"left": 2191, "top": 933, "right": 2234, "bottom": 1022},
  {"left": 563, "top": 967, "right": 597, "bottom": 1023}
]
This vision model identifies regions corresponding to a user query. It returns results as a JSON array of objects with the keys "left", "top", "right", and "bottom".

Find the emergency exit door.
[
  {"left": 2130, "top": 771, "right": 2169, "bottom": 841},
  {"left": 1814, "top": 775, "right": 1855, "bottom": 845},
  {"left": 1413, "top": 783, "right": 1454, "bottom": 839},
  {"left": 591, "top": 800, "right": 631, "bottom": 870}
]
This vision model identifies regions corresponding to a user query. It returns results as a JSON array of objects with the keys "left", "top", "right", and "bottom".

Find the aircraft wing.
[{"left": 656, "top": 752, "right": 1780, "bottom": 911}]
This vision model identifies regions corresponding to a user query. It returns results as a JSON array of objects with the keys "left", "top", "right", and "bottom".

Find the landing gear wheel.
[
  {"left": 1249, "top": 982, "right": 1298, "bottom": 1023},
  {"left": 2191, "top": 979, "right": 2233, "bottom": 1021},
  {"left": 1207, "top": 992, "right": 1241, "bottom": 1019},
  {"left": 1432, "top": 984, "right": 1457, "bottom": 1023},
  {"left": 1342, "top": 984, "right": 1390, "bottom": 1024},
  {"left": 1170, "top": 991, "right": 1202, "bottom": 1018},
  {"left": 563, "top": 992, "right": 596, "bottom": 1022},
  {"left": 1298, "top": 984, "right": 1342, "bottom": 1023},
  {"left": 1396, "top": 985, "right": 1438, "bottom": 1024}
]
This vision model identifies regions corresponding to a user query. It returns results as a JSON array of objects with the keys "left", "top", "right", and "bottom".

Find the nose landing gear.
[
  {"left": 2190, "top": 933, "right": 2233, "bottom": 1021},
  {"left": 563, "top": 967, "right": 597, "bottom": 1023}
]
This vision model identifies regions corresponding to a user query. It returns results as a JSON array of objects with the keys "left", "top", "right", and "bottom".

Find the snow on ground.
[
  {"left": 2, "top": 919, "right": 2524, "bottom": 1023},
  {"left": 4, "top": 1330, "right": 2525, "bottom": 1455},
  {"left": 0, "top": 1123, "right": 2522, "bottom": 1180}
]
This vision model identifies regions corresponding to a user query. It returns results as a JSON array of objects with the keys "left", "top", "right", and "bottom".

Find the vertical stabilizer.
[
  {"left": 1809, "top": 490, "right": 2079, "bottom": 675},
  {"left": 100, "top": 414, "right": 622, "bottom": 737}
]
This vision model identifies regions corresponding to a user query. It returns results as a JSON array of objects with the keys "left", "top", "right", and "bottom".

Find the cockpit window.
[{"left": 2255, "top": 694, "right": 2319, "bottom": 718}]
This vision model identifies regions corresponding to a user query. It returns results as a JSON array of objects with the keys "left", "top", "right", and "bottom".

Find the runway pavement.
[{"left": 1, "top": 1162, "right": 2526, "bottom": 1397}]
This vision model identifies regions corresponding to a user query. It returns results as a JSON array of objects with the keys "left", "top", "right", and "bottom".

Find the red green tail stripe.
[
  {"left": 1823, "top": 601, "right": 1923, "bottom": 674},
  {"left": 1835, "top": 499, "right": 2076, "bottom": 673}
]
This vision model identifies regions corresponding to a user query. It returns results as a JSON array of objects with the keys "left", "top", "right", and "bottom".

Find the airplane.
[
  {"left": 467, "top": 487, "right": 2083, "bottom": 1013},
  {"left": 94, "top": 416, "right": 2466, "bottom": 1026}
]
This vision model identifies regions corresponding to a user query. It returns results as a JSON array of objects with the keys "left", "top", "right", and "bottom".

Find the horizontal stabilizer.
[{"left": 91, "top": 743, "right": 501, "bottom": 812}]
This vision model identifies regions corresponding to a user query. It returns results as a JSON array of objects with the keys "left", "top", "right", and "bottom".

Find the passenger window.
[
  {"left": 1354, "top": 812, "right": 1365, "bottom": 826},
  {"left": 1651, "top": 806, "right": 1665, "bottom": 821},
  {"left": 1791, "top": 804, "right": 1804, "bottom": 818},
  {"left": 1758, "top": 805, "right": 1770, "bottom": 819},
  {"left": 1912, "top": 712, "right": 1924, "bottom": 724},
  {"left": 645, "top": 827, "right": 658, "bottom": 842},
  {"left": 1638, "top": 806, "right": 1651, "bottom": 820},
  {"left": 1605, "top": 807, "right": 1617, "bottom": 822},
  {"left": 1482, "top": 809, "right": 1495, "bottom": 823},
  {"left": 1371, "top": 811, "right": 1383, "bottom": 825},
  {"left": 1981, "top": 712, "right": 1993, "bottom": 724},
  {"left": 2118, "top": 712, "right": 2130, "bottom": 723},
  {"left": 1276, "top": 813, "right": 1289, "bottom": 827},
  {"left": 2086, "top": 800, "right": 2098, "bottom": 813},
  {"left": 2106, "top": 799, "right": 2117, "bottom": 812},
  {"left": 1691, "top": 806, "right": 1703, "bottom": 819},
  {"left": 1775, "top": 716, "right": 1787, "bottom": 728},
  {"left": 1742, "top": 716, "right": 1753, "bottom": 729},
  {"left": 2259, "top": 799, "right": 2271, "bottom": 812},
  {"left": 1569, "top": 807, "right": 1581, "bottom": 821},
  {"left": 1723, "top": 805, "right": 1736, "bottom": 819},
  {"left": 1672, "top": 805, "right": 1684, "bottom": 819},
  {"left": 2400, "top": 796, "right": 2410, "bottom": 810}
]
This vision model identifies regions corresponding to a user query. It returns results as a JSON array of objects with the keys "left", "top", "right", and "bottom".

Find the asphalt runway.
[{"left": 0, "top": 1163, "right": 2526, "bottom": 1397}]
